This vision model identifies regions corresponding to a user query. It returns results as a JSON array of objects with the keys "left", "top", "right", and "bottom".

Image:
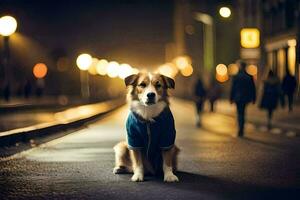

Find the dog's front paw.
[
  {"left": 131, "top": 172, "right": 144, "bottom": 182},
  {"left": 164, "top": 173, "right": 179, "bottom": 182}
]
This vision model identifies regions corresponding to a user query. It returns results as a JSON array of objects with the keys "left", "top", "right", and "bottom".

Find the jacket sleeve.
[
  {"left": 159, "top": 111, "right": 176, "bottom": 150},
  {"left": 126, "top": 115, "right": 144, "bottom": 150}
]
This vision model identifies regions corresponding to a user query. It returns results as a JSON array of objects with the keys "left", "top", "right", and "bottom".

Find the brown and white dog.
[{"left": 113, "top": 72, "right": 179, "bottom": 182}]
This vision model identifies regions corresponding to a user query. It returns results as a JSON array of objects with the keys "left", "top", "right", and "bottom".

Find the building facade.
[{"left": 260, "top": 0, "right": 300, "bottom": 84}]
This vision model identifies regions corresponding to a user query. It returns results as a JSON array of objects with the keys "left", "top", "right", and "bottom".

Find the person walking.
[
  {"left": 194, "top": 78, "right": 206, "bottom": 127},
  {"left": 230, "top": 60, "right": 256, "bottom": 137},
  {"left": 282, "top": 70, "right": 297, "bottom": 112},
  {"left": 259, "top": 70, "right": 282, "bottom": 130},
  {"left": 207, "top": 79, "right": 222, "bottom": 112}
]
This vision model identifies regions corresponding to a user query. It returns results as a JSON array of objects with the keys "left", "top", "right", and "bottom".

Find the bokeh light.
[
  {"left": 246, "top": 64, "right": 258, "bottom": 76},
  {"left": 219, "top": 7, "right": 231, "bottom": 18},
  {"left": 0, "top": 16, "right": 17, "bottom": 36},
  {"left": 76, "top": 53, "right": 92, "bottom": 71},
  {"left": 33, "top": 63, "right": 48, "bottom": 79},
  {"left": 216, "top": 73, "right": 229, "bottom": 83},
  {"left": 228, "top": 63, "right": 239, "bottom": 75},
  {"left": 216, "top": 64, "right": 228, "bottom": 76},
  {"left": 158, "top": 63, "right": 178, "bottom": 78},
  {"left": 180, "top": 65, "right": 193, "bottom": 77},
  {"left": 107, "top": 61, "right": 119, "bottom": 78},
  {"left": 118, "top": 64, "right": 133, "bottom": 79},
  {"left": 174, "top": 56, "right": 191, "bottom": 70},
  {"left": 96, "top": 59, "right": 109, "bottom": 76},
  {"left": 88, "top": 58, "right": 99, "bottom": 75}
]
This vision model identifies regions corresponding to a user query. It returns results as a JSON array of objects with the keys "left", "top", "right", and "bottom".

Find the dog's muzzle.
[{"left": 145, "top": 92, "right": 156, "bottom": 105}]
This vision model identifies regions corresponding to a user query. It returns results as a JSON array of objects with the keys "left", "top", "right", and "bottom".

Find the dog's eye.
[
  {"left": 155, "top": 82, "right": 162, "bottom": 88},
  {"left": 139, "top": 82, "right": 146, "bottom": 88}
]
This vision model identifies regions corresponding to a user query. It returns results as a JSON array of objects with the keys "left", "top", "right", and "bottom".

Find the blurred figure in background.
[
  {"left": 24, "top": 79, "right": 32, "bottom": 99},
  {"left": 194, "top": 78, "right": 206, "bottom": 127},
  {"left": 207, "top": 79, "right": 222, "bottom": 112},
  {"left": 3, "top": 83, "right": 11, "bottom": 102},
  {"left": 282, "top": 70, "right": 297, "bottom": 112},
  {"left": 230, "top": 60, "right": 256, "bottom": 137},
  {"left": 259, "top": 70, "right": 282, "bottom": 130},
  {"left": 35, "top": 79, "right": 45, "bottom": 98}
]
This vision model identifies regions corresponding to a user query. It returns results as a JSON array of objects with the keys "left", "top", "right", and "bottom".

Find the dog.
[{"left": 113, "top": 72, "right": 179, "bottom": 182}]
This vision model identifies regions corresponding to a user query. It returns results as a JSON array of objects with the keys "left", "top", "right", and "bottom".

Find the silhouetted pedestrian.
[
  {"left": 24, "top": 79, "right": 32, "bottom": 99},
  {"left": 35, "top": 79, "right": 45, "bottom": 98},
  {"left": 282, "top": 70, "right": 297, "bottom": 112},
  {"left": 194, "top": 78, "right": 206, "bottom": 127},
  {"left": 3, "top": 83, "right": 10, "bottom": 102},
  {"left": 207, "top": 79, "right": 222, "bottom": 112},
  {"left": 259, "top": 70, "right": 282, "bottom": 130},
  {"left": 230, "top": 60, "right": 256, "bottom": 137}
]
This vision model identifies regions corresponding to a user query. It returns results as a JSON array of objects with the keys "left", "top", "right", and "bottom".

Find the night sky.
[{"left": 0, "top": 0, "right": 174, "bottom": 68}]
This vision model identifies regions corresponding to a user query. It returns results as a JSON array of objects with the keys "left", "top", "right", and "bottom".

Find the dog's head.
[{"left": 125, "top": 72, "right": 175, "bottom": 106}]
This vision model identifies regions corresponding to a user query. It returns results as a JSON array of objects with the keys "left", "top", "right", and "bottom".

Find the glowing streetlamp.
[
  {"left": 0, "top": 15, "right": 17, "bottom": 101},
  {"left": 219, "top": 7, "right": 231, "bottom": 18},
  {"left": 33, "top": 63, "right": 48, "bottom": 79},
  {"left": 76, "top": 53, "right": 92, "bottom": 99}
]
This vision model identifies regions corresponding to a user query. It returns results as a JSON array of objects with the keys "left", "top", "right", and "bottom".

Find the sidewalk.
[{"left": 214, "top": 100, "right": 300, "bottom": 134}]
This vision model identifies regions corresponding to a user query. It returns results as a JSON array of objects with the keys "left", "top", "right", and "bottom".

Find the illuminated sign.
[{"left": 240, "top": 28, "right": 260, "bottom": 48}]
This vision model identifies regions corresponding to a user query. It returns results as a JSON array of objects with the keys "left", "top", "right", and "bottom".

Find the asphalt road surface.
[{"left": 1, "top": 99, "right": 300, "bottom": 200}]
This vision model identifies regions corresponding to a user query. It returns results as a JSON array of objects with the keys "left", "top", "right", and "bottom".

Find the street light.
[
  {"left": 76, "top": 53, "right": 92, "bottom": 100},
  {"left": 219, "top": 7, "right": 231, "bottom": 18},
  {"left": 0, "top": 15, "right": 17, "bottom": 101}
]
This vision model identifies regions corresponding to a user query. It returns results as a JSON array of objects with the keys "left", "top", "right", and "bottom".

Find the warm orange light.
[
  {"left": 33, "top": 63, "right": 48, "bottom": 79},
  {"left": 216, "top": 73, "right": 229, "bottom": 83},
  {"left": 216, "top": 64, "right": 227, "bottom": 76},
  {"left": 288, "top": 46, "right": 296, "bottom": 75},
  {"left": 228, "top": 63, "right": 239, "bottom": 75},
  {"left": 180, "top": 65, "right": 193, "bottom": 77},
  {"left": 240, "top": 28, "right": 260, "bottom": 48},
  {"left": 246, "top": 64, "right": 258, "bottom": 76},
  {"left": 88, "top": 58, "right": 99, "bottom": 75},
  {"left": 174, "top": 56, "right": 191, "bottom": 70}
]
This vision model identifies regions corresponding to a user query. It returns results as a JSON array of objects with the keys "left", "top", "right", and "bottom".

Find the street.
[{"left": 1, "top": 99, "right": 300, "bottom": 200}]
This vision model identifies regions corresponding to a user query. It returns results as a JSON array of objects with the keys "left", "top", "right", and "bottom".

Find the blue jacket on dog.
[{"left": 126, "top": 107, "right": 176, "bottom": 174}]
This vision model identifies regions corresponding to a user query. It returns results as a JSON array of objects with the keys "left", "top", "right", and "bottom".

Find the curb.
[{"left": 0, "top": 98, "right": 125, "bottom": 147}]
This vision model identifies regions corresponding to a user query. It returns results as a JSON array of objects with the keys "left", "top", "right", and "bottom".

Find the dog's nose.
[{"left": 147, "top": 92, "right": 156, "bottom": 99}]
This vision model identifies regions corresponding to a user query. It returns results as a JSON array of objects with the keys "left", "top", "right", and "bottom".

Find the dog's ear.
[
  {"left": 124, "top": 74, "right": 139, "bottom": 87},
  {"left": 161, "top": 75, "right": 175, "bottom": 89}
]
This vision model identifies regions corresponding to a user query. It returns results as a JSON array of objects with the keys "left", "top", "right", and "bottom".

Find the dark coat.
[
  {"left": 194, "top": 79, "right": 206, "bottom": 102},
  {"left": 282, "top": 74, "right": 297, "bottom": 95},
  {"left": 230, "top": 70, "right": 256, "bottom": 104},
  {"left": 207, "top": 82, "right": 222, "bottom": 102},
  {"left": 260, "top": 76, "right": 281, "bottom": 110}
]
